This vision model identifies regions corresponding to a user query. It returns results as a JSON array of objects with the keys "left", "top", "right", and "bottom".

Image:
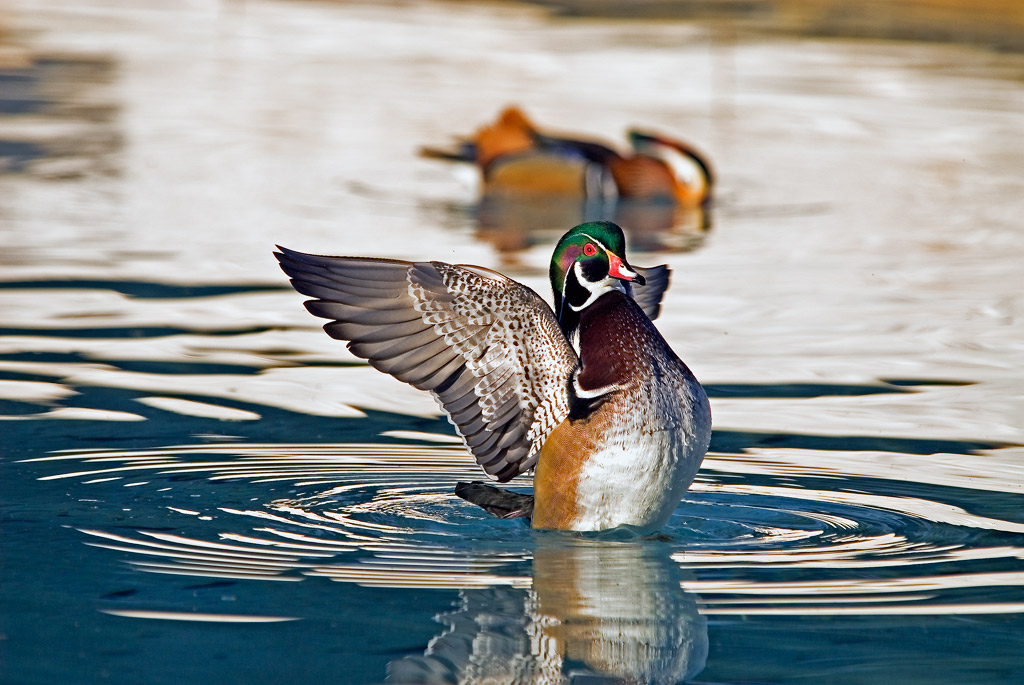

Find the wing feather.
[
  {"left": 275, "top": 246, "right": 577, "bottom": 482},
  {"left": 348, "top": 308, "right": 423, "bottom": 326},
  {"left": 631, "top": 264, "right": 671, "bottom": 321}
]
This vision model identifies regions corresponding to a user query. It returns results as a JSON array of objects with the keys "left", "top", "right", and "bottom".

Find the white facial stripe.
[
  {"left": 567, "top": 261, "right": 624, "bottom": 312},
  {"left": 580, "top": 233, "right": 610, "bottom": 253},
  {"left": 568, "top": 261, "right": 602, "bottom": 311}
]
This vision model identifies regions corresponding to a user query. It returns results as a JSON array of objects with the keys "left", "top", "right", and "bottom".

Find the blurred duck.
[{"left": 422, "top": 106, "right": 714, "bottom": 207}]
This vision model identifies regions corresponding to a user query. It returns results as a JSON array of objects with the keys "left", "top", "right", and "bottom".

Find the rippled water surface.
[{"left": 2, "top": 1, "right": 1024, "bottom": 683}]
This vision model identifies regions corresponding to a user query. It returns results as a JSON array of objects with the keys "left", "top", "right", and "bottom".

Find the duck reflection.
[
  {"left": 473, "top": 195, "right": 711, "bottom": 267},
  {"left": 387, "top": 537, "right": 707, "bottom": 684}
]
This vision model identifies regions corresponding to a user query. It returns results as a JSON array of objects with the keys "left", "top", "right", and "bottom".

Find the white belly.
[{"left": 570, "top": 418, "right": 709, "bottom": 533}]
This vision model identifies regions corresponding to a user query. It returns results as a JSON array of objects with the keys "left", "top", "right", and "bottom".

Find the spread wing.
[
  {"left": 632, "top": 264, "right": 671, "bottom": 321},
  {"left": 275, "top": 246, "right": 577, "bottom": 482}
]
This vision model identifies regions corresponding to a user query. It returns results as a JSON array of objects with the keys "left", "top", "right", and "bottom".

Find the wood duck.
[
  {"left": 421, "top": 106, "right": 714, "bottom": 207},
  {"left": 275, "top": 221, "right": 711, "bottom": 533}
]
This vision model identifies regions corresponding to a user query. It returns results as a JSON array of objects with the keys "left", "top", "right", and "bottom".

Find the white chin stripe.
[
  {"left": 568, "top": 262, "right": 609, "bottom": 312},
  {"left": 567, "top": 278, "right": 628, "bottom": 312}
]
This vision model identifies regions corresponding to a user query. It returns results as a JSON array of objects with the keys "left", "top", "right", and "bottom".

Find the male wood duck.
[
  {"left": 421, "top": 106, "right": 714, "bottom": 207},
  {"left": 275, "top": 221, "right": 711, "bottom": 532}
]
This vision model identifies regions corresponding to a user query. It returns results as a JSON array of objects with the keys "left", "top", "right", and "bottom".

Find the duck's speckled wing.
[
  {"left": 275, "top": 247, "right": 577, "bottom": 482},
  {"left": 632, "top": 264, "right": 671, "bottom": 321}
]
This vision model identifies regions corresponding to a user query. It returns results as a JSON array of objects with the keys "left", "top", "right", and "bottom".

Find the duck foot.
[{"left": 455, "top": 481, "right": 534, "bottom": 521}]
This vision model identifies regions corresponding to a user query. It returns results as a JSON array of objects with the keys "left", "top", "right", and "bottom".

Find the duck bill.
[{"left": 606, "top": 252, "right": 645, "bottom": 285}]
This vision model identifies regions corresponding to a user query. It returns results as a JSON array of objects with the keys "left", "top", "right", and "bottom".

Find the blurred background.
[{"left": 1, "top": 1, "right": 1023, "bottom": 684}]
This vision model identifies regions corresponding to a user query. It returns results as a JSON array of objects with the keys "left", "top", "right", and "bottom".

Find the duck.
[
  {"left": 275, "top": 221, "right": 711, "bottom": 533},
  {"left": 421, "top": 106, "right": 714, "bottom": 207}
]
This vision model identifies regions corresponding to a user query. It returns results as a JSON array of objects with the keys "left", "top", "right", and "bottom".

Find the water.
[{"left": 2, "top": 1, "right": 1024, "bottom": 683}]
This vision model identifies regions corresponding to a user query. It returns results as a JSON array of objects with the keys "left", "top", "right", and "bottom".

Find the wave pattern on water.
[{"left": 21, "top": 438, "right": 1024, "bottom": 619}]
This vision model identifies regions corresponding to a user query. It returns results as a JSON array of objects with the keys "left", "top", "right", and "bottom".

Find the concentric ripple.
[{"left": 21, "top": 438, "right": 1024, "bottom": 618}]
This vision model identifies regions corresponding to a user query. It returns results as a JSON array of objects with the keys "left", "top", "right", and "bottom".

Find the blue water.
[{"left": 2, "top": 1, "right": 1024, "bottom": 683}]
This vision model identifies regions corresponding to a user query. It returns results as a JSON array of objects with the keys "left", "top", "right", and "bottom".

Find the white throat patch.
[{"left": 567, "top": 261, "right": 628, "bottom": 312}]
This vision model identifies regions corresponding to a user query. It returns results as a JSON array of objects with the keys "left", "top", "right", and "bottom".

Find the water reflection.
[
  {"left": 471, "top": 195, "right": 710, "bottom": 268},
  {"left": 388, "top": 537, "right": 707, "bottom": 684},
  {"left": 0, "top": 53, "right": 120, "bottom": 178}
]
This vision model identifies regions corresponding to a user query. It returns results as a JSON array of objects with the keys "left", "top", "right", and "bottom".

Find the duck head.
[{"left": 550, "top": 221, "right": 644, "bottom": 336}]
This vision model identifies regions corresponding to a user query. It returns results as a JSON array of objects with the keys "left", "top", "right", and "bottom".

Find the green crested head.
[{"left": 549, "top": 221, "right": 644, "bottom": 331}]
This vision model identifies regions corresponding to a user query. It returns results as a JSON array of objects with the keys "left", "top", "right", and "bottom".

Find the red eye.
[{"left": 583, "top": 243, "right": 597, "bottom": 256}]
